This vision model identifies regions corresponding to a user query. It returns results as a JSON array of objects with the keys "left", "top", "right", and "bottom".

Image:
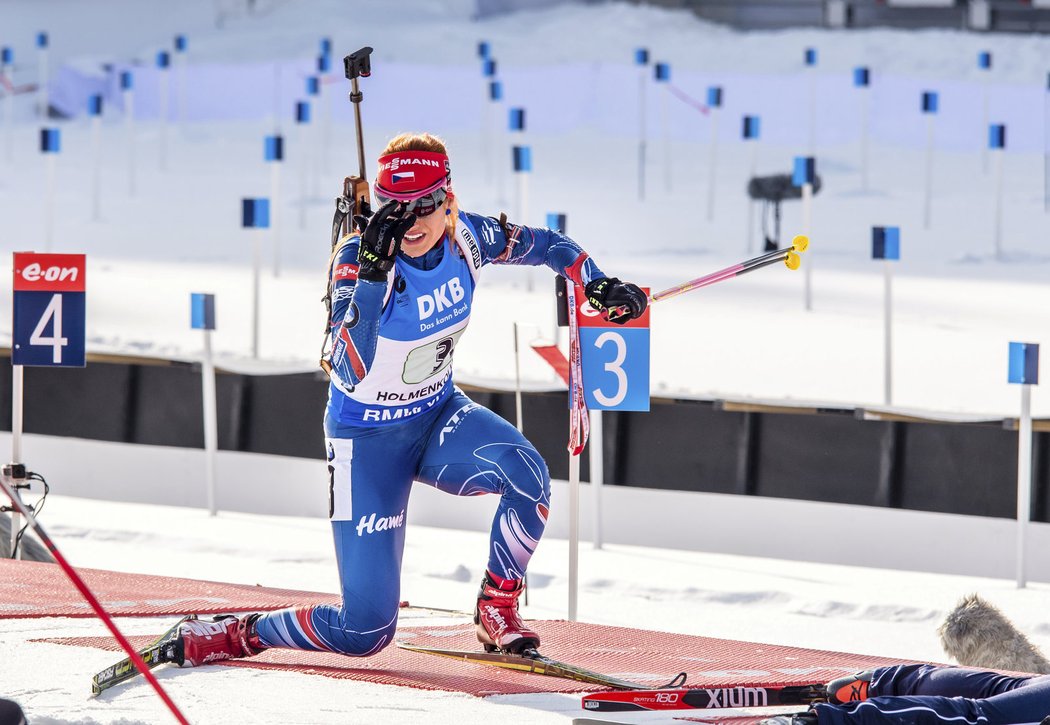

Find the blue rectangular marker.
[
  {"left": 156, "top": 51, "right": 170, "bottom": 69},
  {"left": 853, "top": 67, "right": 870, "bottom": 87},
  {"left": 37, "top": 32, "right": 49, "bottom": 49},
  {"left": 635, "top": 48, "right": 649, "bottom": 65},
  {"left": 546, "top": 213, "right": 566, "bottom": 232},
  {"left": 512, "top": 145, "right": 532, "bottom": 173},
  {"left": 320, "top": 37, "right": 332, "bottom": 56},
  {"left": 509, "top": 107, "right": 525, "bottom": 131},
  {"left": 242, "top": 198, "right": 271, "bottom": 229},
  {"left": 872, "top": 226, "right": 900, "bottom": 261},
  {"left": 707, "top": 86, "right": 723, "bottom": 108},
  {"left": 296, "top": 100, "right": 311, "bottom": 123},
  {"left": 483, "top": 59, "right": 497, "bottom": 77},
  {"left": 978, "top": 51, "right": 992, "bottom": 70},
  {"left": 175, "top": 34, "right": 187, "bottom": 52},
  {"left": 804, "top": 47, "right": 817, "bottom": 66},
  {"left": 1008, "top": 342, "right": 1039, "bottom": 385},
  {"left": 317, "top": 54, "right": 330, "bottom": 73},
  {"left": 989, "top": 124, "right": 1006, "bottom": 150},
  {"left": 922, "top": 91, "right": 938, "bottom": 114},
  {"left": 1, "top": 47, "right": 13, "bottom": 65},
  {"left": 40, "top": 128, "right": 60, "bottom": 153},
  {"left": 793, "top": 156, "right": 815, "bottom": 186},
  {"left": 191, "top": 293, "right": 216, "bottom": 331},
  {"left": 306, "top": 76, "right": 319, "bottom": 96},
  {"left": 742, "top": 115, "right": 760, "bottom": 139},
  {"left": 264, "top": 135, "right": 284, "bottom": 162},
  {"left": 120, "top": 70, "right": 133, "bottom": 90},
  {"left": 580, "top": 328, "right": 650, "bottom": 412},
  {"left": 478, "top": 41, "right": 490, "bottom": 59},
  {"left": 654, "top": 62, "right": 670, "bottom": 82},
  {"left": 488, "top": 80, "right": 502, "bottom": 102},
  {"left": 88, "top": 94, "right": 103, "bottom": 116}
]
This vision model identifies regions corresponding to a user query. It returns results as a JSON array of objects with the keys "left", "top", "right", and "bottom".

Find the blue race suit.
[
  {"left": 253, "top": 210, "right": 607, "bottom": 656},
  {"left": 814, "top": 664, "right": 1050, "bottom": 725}
]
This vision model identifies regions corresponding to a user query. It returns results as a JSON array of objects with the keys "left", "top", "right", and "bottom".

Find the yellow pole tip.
[
  {"left": 791, "top": 235, "right": 810, "bottom": 252},
  {"left": 785, "top": 251, "right": 802, "bottom": 270}
]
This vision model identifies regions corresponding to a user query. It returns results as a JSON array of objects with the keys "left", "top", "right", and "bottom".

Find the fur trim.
[{"left": 938, "top": 594, "right": 1050, "bottom": 674}]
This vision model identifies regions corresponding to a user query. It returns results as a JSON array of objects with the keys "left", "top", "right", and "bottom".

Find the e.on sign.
[{"left": 13, "top": 253, "right": 86, "bottom": 367}]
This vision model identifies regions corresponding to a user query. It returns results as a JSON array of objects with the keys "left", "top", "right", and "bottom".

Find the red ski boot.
[
  {"left": 474, "top": 571, "right": 540, "bottom": 654},
  {"left": 177, "top": 614, "right": 266, "bottom": 667}
]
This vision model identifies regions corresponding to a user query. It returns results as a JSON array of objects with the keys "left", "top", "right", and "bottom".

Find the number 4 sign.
[
  {"left": 577, "top": 287, "right": 650, "bottom": 411},
  {"left": 13, "top": 253, "right": 86, "bottom": 367}
]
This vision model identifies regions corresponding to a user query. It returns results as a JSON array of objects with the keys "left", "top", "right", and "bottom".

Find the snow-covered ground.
[
  {"left": 2, "top": 1, "right": 1050, "bottom": 722},
  {"left": 2, "top": 494, "right": 1050, "bottom": 725}
]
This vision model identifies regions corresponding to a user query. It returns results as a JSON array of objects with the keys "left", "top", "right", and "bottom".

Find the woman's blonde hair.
[{"left": 380, "top": 132, "right": 458, "bottom": 242}]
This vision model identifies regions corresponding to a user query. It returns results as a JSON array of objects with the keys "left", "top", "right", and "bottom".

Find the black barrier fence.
[{"left": 1, "top": 355, "right": 1047, "bottom": 522}]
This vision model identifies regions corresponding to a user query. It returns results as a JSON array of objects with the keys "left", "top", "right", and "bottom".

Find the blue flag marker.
[
  {"left": 793, "top": 156, "right": 815, "bottom": 186},
  {"left": 1, "top": 47, "right": 13, "bottom": 65},
  {"left": 156, "top": 51, "right": 171, "bottom": 69},
  {"left": 120, "top": 70, "right": 133, "bottom": 90},
  {"left": 317, "top": 54, "right": 330, "bottom": 74},
  {"left": 264, "top": 135, "right": 284, "bottom": 162},
  {"left": 922, "top": 91, "right": 939, "bottom": 114},
  {"left": 306, "top": 76, "right": 319, "bottom": 96},
  {"left": 546, "top": 213, "right": 566, "bottom": 232},
  {"left": 488, "top": 80, "right": 502, "bottom": 102},
  {"left": 872, "top": 226, "right": 901, "bottom": 260},
  {"left": 634, "top": 48, "right": 649, "bottom": 65},
  {"left": 804, "top": 47, "right": 817, "bottom": 66},
  {"left": 320, "top": 37, "right": 332, "bottom": 57},
  {"left": 512, "top": 145, "right": 532, "bottom": 173},
  {"left": 483, "top": 58, "right": 497, "bottom": 77},
  {"left": 989, "top": 124, "right": 1006, "bottom": 150},
  {"left": 707, "top": 86, "right": 723, "bottom": 108},
  {"left": 40, "top": 128, "right": 60, "bottom": 153},
  {"left": 509, "top": 107, "right": 525, "bottom": 131},
  {"left": 37, "top": 32, "right": 49, "bottom": 49},
  {"left": 478, "top": 41, "right": 490, "bottom": 59},
  {"left": 978, "top": 51, "right": 992, "bottom": 70},
  {"left": 853, "top": 67, "right": 870, "bottom": 87},
  {"left": 242, "top": 198, "right": 271, "bottom": 228},
  {"left": 88, "top": 94, "right": 103, "bottom": 117},
  {"left": 742, "top": 115, "right": 760, "bottom": 140},
  {"left": 295, "top": 100, "right": 311, "bottom": 124},
  {"left": 1008, "top": 342, "right": 1040, "bottom": 385},
  {"left": 191, "top": 293, "right": 216, "bottom": 331},
  {"left": 175, "top": 34, "right": 187, "bottom": 52},
  {"left": 654, "top": 62, "right": 670, "bottom": 82}
]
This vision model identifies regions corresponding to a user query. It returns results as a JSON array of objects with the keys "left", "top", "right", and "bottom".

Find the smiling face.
[{"left": 399, "top": 197, "right": 449, "bottom": 258}]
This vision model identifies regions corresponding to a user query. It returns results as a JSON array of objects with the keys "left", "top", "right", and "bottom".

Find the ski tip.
[
  {"left": 791, "top": 234, "right": 809, "bottom": 252},
  {"left": 785, "top": 251, "right": 802, "bottom": 270}
]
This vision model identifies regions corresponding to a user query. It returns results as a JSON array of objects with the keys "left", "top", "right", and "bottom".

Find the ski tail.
[
  {"left": 581, "top": 683, "right": 827, "bottom": 712},
  {"left": 91, "top": 615, "right": 193, "bottom": 696}
]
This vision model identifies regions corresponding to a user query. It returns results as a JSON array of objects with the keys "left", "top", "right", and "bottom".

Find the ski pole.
[
  {"left": 606, "top": 234, "right": 808, "bottom": 320},
  {"left": 0, "top": 472, "right": 191, "bottom": 725}
]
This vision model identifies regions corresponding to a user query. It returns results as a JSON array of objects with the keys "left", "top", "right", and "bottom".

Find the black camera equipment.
[{"left": 747, "top": 172, "right": 822, "bottom": 252}]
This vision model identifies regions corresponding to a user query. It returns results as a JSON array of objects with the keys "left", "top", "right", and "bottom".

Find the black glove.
[
  {"left": 585, "top": 277, "right": 647, "bottom": 324},
  {"left": 355, "top": 200, "right": 416, "bottom": 282}
]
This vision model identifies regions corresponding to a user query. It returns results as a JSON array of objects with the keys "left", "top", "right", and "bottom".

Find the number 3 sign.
[
  {"left": 576, "top": 286, "right": 650, "bottom": 411},
  {"left": 13, "top": 253, "right": 86, "bottom": 367}
]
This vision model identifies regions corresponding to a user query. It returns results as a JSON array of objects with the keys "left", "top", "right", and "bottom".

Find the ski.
[
  {"left": 581, "top": 683, "right": 827, "bottom": 712},
  {"left": 91, "top": 615, "right": 192, "bottom": 695},
  {"left": 396, "top": 641, "right": 686, "bottom": 690}
]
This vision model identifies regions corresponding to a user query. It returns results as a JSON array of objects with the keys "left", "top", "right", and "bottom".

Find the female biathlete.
[{"left": 172, "top": 132, "right": 648, "bottom": 664}]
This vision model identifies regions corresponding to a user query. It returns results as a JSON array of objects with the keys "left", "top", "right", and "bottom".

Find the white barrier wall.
[{"left": 8, "top": 432, "right": 1048, "bottom": 583}]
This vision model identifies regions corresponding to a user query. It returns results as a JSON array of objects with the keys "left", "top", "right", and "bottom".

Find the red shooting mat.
[
  {"left": 37, "top": 621, "right": 915, "bottom": 697},
  {"left": 0, "top": 559, "right": 340, "bottom": 619}
]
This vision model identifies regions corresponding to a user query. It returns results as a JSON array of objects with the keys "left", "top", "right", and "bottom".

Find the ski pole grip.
[{"left": 344, "top": 47, "right": 373, "bottom": 80}]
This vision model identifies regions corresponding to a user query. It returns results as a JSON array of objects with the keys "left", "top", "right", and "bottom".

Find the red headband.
[{"left": 374, "top": 150, "right": 451, "bottom": 201}]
